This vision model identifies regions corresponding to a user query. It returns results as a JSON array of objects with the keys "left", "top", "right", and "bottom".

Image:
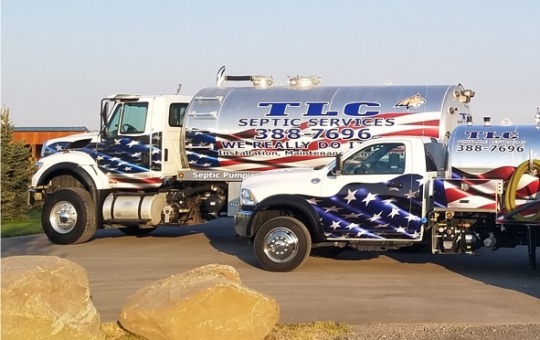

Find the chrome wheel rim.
[
  {"left": 49, "top": 201, "right": 78, "bottom": 234},
  {"left": 263, "top": 227, "right": 299, "bottom": 263}
]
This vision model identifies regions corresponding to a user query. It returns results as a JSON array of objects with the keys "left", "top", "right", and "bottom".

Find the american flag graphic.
[
  {"left": 186, "top": 110, "right": 443, "bottom": 172},
  {"left": 433, "top": 178, "right": 499, "bottom": 211},
  {"left": 303, "top": 174, "right": 426, "bottom": 240},
  {"left": 45, "top": 133, "right": 164, "bottom": 188},
  {"left": 449, "top": 166, "right": 540, "bottom": 212},
  {"left": 43, "top": 142, "right": 72, "bottom": 156}
]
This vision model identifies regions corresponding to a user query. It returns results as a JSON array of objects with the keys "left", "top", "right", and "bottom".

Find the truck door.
[
  {"left": 161, "top": 102, "right": 189, "bottom": 174},
  {"left": 98, "top": 100, "right": 160, "bottom": 187},
  {"left": 317, "top": 141, "right": 425, "bottom": 241}
]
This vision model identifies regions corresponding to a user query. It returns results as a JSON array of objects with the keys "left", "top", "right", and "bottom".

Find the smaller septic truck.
[{"left": 235, "top": 119, "right": 540, "bottom": 271}]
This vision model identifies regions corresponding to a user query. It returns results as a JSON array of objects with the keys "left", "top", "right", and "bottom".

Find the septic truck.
[
  {"left": 234, "top": 119, "right": 540, "bottom": 271},
  {"left": 30, "top": 67, "right": 475, "bottom": 245}
]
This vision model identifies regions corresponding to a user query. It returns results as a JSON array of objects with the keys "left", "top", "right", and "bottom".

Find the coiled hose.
[{"left": 503, "top": 159, "right": 540, "bottom": 221}]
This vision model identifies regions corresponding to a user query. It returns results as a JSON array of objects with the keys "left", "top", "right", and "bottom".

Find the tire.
[
  {"left": 253, "top": 216, "right": 312, "bottom": 272},
  {"left": 41, "top": 188, "right": 97, "bottom": 245},
  {"left": 119, "top": 227, "right": 156, "bottom": 236}
]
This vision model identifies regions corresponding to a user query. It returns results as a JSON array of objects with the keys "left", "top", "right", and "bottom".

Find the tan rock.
[
  {"left": 1, "top": 256, "right": 104, "bottom": 340},
  {"left": 119, "top": 263, "right": 279, "bottom": 340}
]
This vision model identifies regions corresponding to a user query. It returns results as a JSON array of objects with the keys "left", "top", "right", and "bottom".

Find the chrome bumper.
[{"left": 234, "top": 210, "right": 253, "bottom": 237}]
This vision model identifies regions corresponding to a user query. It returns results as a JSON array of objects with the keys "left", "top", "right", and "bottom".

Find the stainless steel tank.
[{"left": 184, "top": 84, "right": 473, "bottom": 171}]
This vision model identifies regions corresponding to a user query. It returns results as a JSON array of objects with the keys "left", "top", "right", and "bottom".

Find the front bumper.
[
  {"left": 27, "top": 188, "right": 43, "bottom": 207},
  {"left": 234, "top": 210, "right": 253, "bottom": 237}
]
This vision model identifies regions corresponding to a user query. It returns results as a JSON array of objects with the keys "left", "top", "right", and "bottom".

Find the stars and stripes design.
[
  {"left": 43, "top": 141, "right": 71, "bottom": 156},
  {"left": 433, "top": 178, "right": 499, "bottom": 211},
  {"left": 304, "top": 174, "right": 426, "bottom": 240},
  {"left": 94, "top": 133, "right": 163, "bottom": 173},
  {"left": 451, "top": 166, "right": 514, "bottom": 181},
  {"left": 46, "top": 133, "right": 164, "bottom": 188},
  {"left": 186, "top": 110, "right": 443, "bottom": 172},
  {"left": 448, "top": 166, "right": 540, "bottom": 211}
]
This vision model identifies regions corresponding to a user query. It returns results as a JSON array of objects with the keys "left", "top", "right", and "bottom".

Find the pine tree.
[{"left": 1, "top": 107, "right": 34, "bottom": 220}]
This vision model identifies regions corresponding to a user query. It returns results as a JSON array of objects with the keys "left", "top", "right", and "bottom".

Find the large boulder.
[
  {"left": 1, "top": 256, "right": 104, "bottom": 340},
  {"left": 119, "top": 264, "right": 279, "bottom": 340}
]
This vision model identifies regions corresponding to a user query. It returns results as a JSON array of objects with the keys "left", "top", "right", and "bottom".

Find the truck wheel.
[
  {"left": 253, "top": 216, "right": 312, "bottom": 272},
  {"left": 41, "top": 188, "right": 97, "bottom": 245}
]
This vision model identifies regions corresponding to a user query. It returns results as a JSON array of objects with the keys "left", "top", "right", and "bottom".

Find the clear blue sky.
[{"left": 2, "top": 0, "right": 539, "bottom": 130}]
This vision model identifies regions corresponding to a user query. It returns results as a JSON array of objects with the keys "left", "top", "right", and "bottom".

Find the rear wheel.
[
  {"left": 41, "top": 188, "right": 97, "bottom": 245},
  {"left": 253, "top": 216, "right": 312, "bottom": 272}
]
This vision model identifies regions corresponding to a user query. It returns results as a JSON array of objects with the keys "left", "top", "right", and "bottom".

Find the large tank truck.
[
  {"left": 30, "top": 67, "right": 475, "bottom": 245},
  {"left": 234, "top": 117, "right": 540, "bottom": 271}
]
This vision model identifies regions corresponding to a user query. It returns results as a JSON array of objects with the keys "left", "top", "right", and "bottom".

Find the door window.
[
  {"left": 342, "top": 143, "right": 405, "bottom": 175},
  {"left": 169, "top": 103, "right": 188, "bottom": 127}
]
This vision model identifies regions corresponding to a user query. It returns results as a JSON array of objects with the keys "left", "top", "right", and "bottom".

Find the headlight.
[{"left": 240, "top": 189, "right": 258, "bottom": 206}]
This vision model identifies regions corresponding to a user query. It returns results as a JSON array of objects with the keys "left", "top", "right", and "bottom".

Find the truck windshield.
[{"left": 105, "top": 102, "right": 148, "bottom": 136}]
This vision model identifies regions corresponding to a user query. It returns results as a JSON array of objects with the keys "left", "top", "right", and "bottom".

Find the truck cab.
[
  {"left": 31, "top": 93, "right": 192, "bottom": 245},
  {"left": 96, "top": 94, "right": 193, "bottom": 184},
  {"left": 235, "top": 136, "right": 445, "bottom": 271}
]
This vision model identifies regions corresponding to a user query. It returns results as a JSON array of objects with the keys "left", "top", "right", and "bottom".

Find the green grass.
[{"left": 1, "top": 207, "right": 43, "bottom": 237}]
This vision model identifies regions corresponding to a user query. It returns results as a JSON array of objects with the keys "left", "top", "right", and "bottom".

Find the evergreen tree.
[{"left": 1, "top": 107, "right": 34, "bottom": 220}]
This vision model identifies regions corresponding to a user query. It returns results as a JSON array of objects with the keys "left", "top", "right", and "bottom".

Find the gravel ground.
[{"left": 347, "top": 324, "right": 540, "bottom": 340}]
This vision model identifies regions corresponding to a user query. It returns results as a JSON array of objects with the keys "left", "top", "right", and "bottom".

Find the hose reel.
[{"left": 504, "top": 159, "right": 540, "bottom": 221}]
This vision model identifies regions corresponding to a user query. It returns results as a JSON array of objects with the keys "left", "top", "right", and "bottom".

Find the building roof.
[{"left": 14, "top": 126, "right": 90, "bottom": 132}]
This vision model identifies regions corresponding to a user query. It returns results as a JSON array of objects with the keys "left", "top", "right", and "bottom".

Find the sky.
[{"left": 2, "top": 0, "right": 539, "bottom": 131}]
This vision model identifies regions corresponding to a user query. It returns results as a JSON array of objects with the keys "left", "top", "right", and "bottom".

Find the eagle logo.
[{"left": 394, "top": 93, "right": 426, "bottom": 110}]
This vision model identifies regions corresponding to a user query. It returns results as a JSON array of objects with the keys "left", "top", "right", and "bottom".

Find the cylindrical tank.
[
  {"left": 447, "top": 124, "right": 540, "bottom": 179},
  {"left": 183, "top": 84, "right": 473, "bottom": 171},
  {"left": 448, "top": 124, "right": 540, "bottom": 219},
  {"left": 102, "top": 193, "right": 166, "bottom": 226}
]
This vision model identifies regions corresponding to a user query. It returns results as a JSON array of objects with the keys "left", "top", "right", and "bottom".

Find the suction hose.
[{"left": 504, "top": 159, "right": 540, "bottom": 221}]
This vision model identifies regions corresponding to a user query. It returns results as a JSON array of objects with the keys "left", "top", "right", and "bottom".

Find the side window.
[
  {"left": 169, "top": 103, "right": 188, "bottom": 127},
  {"left": 342, "top": 143, "right": 405, "bottom": 175},
  {"left": 120, "top": 103, "right": 148, "bottom": 134}
]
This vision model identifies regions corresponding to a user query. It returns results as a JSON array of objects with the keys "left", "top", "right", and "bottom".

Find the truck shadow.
[
  {"left": 333, "top": 247, "right": 540, "bottom": 298},
  {"left": 92, "top": 218, "right": 261, "bottom": 268},
  {"left": 181, "top": 218, "right": 540, "bottom": 299},
  {"left": 5, "top": 218, "right": 536, "bottom": 300},
  {"left": 102, "top": 218, "right": 540, "bottom": 300}
]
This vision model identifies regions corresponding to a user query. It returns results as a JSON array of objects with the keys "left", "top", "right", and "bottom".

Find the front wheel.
[
  {"left": 41, "top": 188, "right": 97, "bottom": 245},
  {"left": 253, "top": 216, "right": 312, "bottom": 272}
]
